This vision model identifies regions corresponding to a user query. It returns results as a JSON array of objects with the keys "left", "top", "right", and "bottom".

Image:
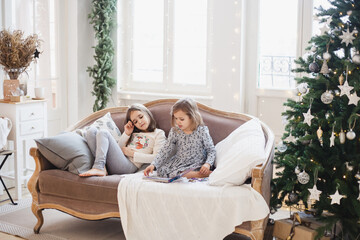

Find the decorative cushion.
[
  {"left": 75, "top": 112, "right": 122, "bottom": 142},
  {"left": 208, "top": 118, "right": 265, "bottom": 186},
  {"left": 35, "top": 132, "right": 94, "bottom": 174}
]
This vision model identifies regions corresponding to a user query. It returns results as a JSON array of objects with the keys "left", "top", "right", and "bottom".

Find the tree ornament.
[
  {"left": 310, "top": 46, "right": 317, "bottom": 52},
  {"left": 297, "top": 83, "right": 308, "bottom": 94},
  {"left": 338, "top": 74, "right": 344, "bottom": 85},
  {"left": 346, "top": 119, "right": 356, "bottom": 140},
  {"left": 277, "top": 141, "right": 287, "bottom": 152},
  {"left": 352, "top": 52, "right": 360, "bottom": 64},
  {"left": 354, "top": 27, "right": 358, "bottom": 35},
  {"left": 295, "top": 166, "right": 301, "bottom": 175},
  {"left": 320, "top": 60, "right": 330, "bottom": 75},
  {"left": 330, "top": 189, "right": 344, "bottom": 205},
  {"left": 323, "top": 51, "right": 331, "bottom": 61},
  {"left": 338, "top": 80, "right": 353, "bottom": 97},
  {"left": 309, "top": 61, "right": 320, "bottom": 73},
  {"left": 321, "top": 90, "right": 333, "bottom": 104},
  {"left": 317, "top": 126, "right": 323, "bottom": 146},
  {"left": 346, "top": 162, "right": 354, "bottom": 171},
  {"left": 308, "top": 184, "right": 322, "bottom": 201},
  {"left": 288, "top": 192, "right": 298, "bottom": 203},
  {"left": 339, "top": 27, "right": 356, "bottom": 46},
  {"left": 339, "top": 129, "right": 346, "bottom": 144},
  {"left": 298, "top": 170, "right": 310, "bottom": 184},
  {"left": 348, "top": 92, "right": 360, "bottom": 106},
  {"left": 303, "top": 109, "right": 314, "bottom": 126},
  {"left": 330, "top": 124, "right": 336, "bottom": 147},
  {"left": 330, "top": 131, "right": 335, "bottom": 147},
  {"left": 347, "top": 10, "right": 353, "bottom": 16}
]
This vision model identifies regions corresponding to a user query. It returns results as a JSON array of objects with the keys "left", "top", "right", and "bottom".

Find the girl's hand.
[
  {"left": 199, "top": 163, "right": 211, "bottom": 175},
  {"left": 121, "top": 147, "right": 135, "bottom": 157},
  {"left": 144, "top": 165, "right": 155, "bottom": 176},
  {"left": 124, "top": 121, "right": 134, "bottom": 136}
]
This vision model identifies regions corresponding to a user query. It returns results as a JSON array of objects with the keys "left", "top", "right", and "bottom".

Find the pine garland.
[{"left": 87, "top": 0, "right": 117, "bottom": 112}]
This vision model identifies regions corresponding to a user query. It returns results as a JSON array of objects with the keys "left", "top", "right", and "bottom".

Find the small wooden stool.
[{"left": 0, "top": 150, "right": 17, "bottom": 205}]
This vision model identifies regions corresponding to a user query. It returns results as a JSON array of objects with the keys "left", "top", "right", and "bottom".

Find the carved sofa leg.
[{"left": 31, "top": 203, "right": 44, "bottom": 234}]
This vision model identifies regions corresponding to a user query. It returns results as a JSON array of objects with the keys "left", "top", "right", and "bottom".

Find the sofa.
[{"left": 28, "top": 99, "right": 275, "bottom": 240}]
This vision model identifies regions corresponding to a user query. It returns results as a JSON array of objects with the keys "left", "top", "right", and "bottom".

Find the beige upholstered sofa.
[{"left": 28, "top": 99, "right": 275, "bottom": 240}]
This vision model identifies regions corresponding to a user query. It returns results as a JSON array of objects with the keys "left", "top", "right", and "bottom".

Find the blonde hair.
[
  {"left": 170, "top": 98, "right": 203, "bottom": 131},
  {"left": 125, "top": 103, "right": 156, "bottom": 132}
]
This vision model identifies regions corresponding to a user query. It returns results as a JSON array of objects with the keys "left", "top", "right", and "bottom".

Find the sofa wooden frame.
[{"left": 28, "top": 99, "right": 274, "bottom": 240}]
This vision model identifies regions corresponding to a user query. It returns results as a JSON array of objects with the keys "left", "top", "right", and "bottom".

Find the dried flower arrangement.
[{"left": 0, "top": 29, "right": 41, "bottom": 79}]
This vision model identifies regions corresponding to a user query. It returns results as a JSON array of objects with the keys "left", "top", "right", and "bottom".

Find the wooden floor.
[{"left": 0, "top": 186, "right": 31, "bottom": 240}]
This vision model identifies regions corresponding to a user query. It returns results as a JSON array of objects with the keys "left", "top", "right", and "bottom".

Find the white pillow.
[
  {"left": 208, "top": 118, "right": 266, "bottom": 186},
  {"left": 75, "top": 112, "right": 122, "bottom": 142}
]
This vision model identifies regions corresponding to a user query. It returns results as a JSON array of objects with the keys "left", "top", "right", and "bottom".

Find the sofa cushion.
[
  {"left": 208, "top": 119, "right": 266, "bottom": 186},
  {"left": 35, "top": 132, "right": 94, "bottom": 174},
  {"left": 76, "top": 112, "right": 122, "bottom": 142},
  {"left": 38, "top": 169, "right": 123, "bottom": 205}
]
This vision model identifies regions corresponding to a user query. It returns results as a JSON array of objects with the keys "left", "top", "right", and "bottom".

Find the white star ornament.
[
  {"left": 348, "top": 92, "right": 360, "bottom": 106},
  {"left": 303, "top": 109, "right": 314, "bottom": 126},
  {"left": 330, "top": 189, "right": 344, "bottom": 205},
  {"left": 338, "top": 80, "right": 354, "bottom": 97},
  {"left": 320, "top": 24, "right": 330, "bottom": 35},
  {"left": 308, "top": 185, "right": 322, "bottom": 201},
  {"left": 339, "top": 27, "right": 356, "bottom": 46}
]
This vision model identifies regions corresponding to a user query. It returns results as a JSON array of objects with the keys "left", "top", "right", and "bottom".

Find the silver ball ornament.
[
  {"left": 323, "top": 52, "right": 331, "bottom": 61},
  {"left": 346, "top": 130, "right": 356, "bottom": 140},
  {"left": 297, "top": 83, "right": 308, "bottom": 94},
  {"left": 288, "top": 192, "right": 298, "bottom": 203},
  {"left": 309, "top": 62, "right": 320, "bottom": 73},
  {"left": 298, "top": 170, "right": 310, "bottom": 184},
  {"left": 321, "top": 91, "right": 334, "bottom": 104},
  {"left": 311, "top": 46, "right": 317, "bottom": 52},
  {"left": 277, "top": 141, "right": 287, "bottom": 153},
  {"left": 352, "top": 54, "right": 360, "bottom": 65}
]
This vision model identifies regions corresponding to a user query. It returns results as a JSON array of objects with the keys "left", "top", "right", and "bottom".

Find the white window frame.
[{"left": 117, "top": 0, "right": 213, "bottom": 96}]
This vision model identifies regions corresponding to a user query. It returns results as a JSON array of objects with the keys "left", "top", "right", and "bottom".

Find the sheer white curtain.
[{"left": 4, "top": 0, "right": 60, "bottom": 109}]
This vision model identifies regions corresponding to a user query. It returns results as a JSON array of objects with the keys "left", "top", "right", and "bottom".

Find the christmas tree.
[{"left": 271, "top": 0, "right": 360, "bottom": 238}]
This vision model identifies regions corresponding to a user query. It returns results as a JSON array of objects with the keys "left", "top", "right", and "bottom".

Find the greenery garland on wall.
[{"left": 87, "top": 0, "right": 117, "bottom": 112}]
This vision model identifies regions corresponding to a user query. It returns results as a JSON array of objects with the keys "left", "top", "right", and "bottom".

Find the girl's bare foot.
[{"left": 79, "top": 168, "right": 106, "bottom": 177}]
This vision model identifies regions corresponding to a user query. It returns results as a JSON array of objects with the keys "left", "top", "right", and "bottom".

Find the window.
[
  {"left": 118, "top": 0, "right": 209, "bottom": 94},
  {"left": 12, "top": 0, "right": 60, "bottom": 109},
  {"left": 257, "top": 0, "right": 298, "bottom": 89}
]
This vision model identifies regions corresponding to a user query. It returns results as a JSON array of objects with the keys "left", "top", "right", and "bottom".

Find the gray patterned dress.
[{"left": 152, "top": 125, "right": 216, "bottom": 178}]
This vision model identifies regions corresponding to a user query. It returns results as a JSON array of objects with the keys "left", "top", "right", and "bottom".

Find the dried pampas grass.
[{"left": 0, "top": 29, "right": 41, "bottom": 79}]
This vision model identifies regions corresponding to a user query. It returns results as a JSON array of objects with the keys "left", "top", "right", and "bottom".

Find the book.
[{"left": 143, "top": 168, "right": 193, "bottom": 183}]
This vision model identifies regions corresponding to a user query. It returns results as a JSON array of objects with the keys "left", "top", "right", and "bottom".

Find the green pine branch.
[{"left": 87, "top": 0, "right": 117, "bottom": 112}]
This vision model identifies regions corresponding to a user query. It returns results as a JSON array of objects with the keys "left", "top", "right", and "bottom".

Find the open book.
[{"left": 143, "top": 168, "right": 193, "bottom": 183}]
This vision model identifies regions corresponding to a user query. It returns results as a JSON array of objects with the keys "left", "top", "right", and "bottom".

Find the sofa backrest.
[{"left": 69, "top": 99, "right": 256, "bottom": 146}]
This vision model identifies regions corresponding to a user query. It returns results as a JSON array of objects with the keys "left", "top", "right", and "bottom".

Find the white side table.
[{"left": 0, "top": 99, "right": 47, "bottom": 199}]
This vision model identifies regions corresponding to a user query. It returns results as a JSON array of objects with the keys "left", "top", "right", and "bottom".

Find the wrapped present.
[{"left": 273, "top": 212, "right": 331, "bottom": 240}]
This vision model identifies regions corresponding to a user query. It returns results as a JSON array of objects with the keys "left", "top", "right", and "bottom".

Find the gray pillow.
[{"left": 35, "top": 132, "right": 94, "bottom": 174}]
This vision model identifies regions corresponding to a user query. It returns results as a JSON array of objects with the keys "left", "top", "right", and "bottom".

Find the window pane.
[
  {"left": 173, "top": 0, "right": 207, "bottom": 85},
  {"left": 132, "top": 0, "right": 164, "bottom": 83},
  {"left": 258, "top": 0, "right": 297, "bottom": 89}
]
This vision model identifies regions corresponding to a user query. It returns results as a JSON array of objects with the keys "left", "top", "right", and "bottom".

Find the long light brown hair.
[
  {"left": 170, "top": 98, "right": 203, "bottom": 131},
  {"left": 125, "top": 103, "right": 156, "bottom": 132}
]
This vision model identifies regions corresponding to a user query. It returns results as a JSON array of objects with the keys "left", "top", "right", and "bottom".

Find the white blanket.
[{"left": 117, "top": 173, "right": 269, "bottom": 240}]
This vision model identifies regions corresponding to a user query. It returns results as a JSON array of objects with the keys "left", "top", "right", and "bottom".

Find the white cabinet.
[{"left": 0, "top": 100, "right": 47, "bottom": 199}]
